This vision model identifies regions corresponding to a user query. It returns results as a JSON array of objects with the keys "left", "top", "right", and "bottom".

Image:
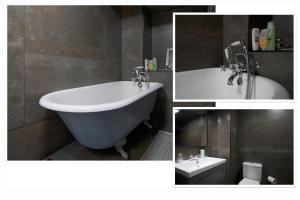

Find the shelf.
[
  {"left": 248, "top": 15, "right": 293, "bottom": 52},
  {"left": 249, "top": 50, "right": 293, "bottom": 53},
  {"left": 148, "top": 68, "right": 173, "bottom": 72}
]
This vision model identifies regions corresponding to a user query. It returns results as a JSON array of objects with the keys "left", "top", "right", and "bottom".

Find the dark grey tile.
[
  {"left": 238, "top": 119, "right": 293, "bottom": 151},
  {"left": 25, "top": 6, "right": 120, "bottom": 60},
  {"left": 122, "top": 29, "right": 144, "bottom": 62},
  {"left": 238, "top": 109, "right": 293, "bottom": 128},
  {"left": 24, "top": 53, "right": 121, "bottom": 124},
  {"left": 152, "top": 23, "right": 173, "bottom": 68},
  {"left": 8, "top": 6, "right": 25, "bottom": 80},
  {"left": 121, "top": 7, "right": 144, "bottom": 31},
  {"left": 176, "top": 115, "right": 207, "bottom": 147},
  {"left": 8, "top": 117, "right": 73, "bottom": 160},
  {"left": 149, "top": 71, "right": 173, "bottom": 132},
  {"left": 223, "top": 15, "right": 249, "bottom": 38},
  {"left": 238, "top": 110, "right": 293, "bottom": 184},
  {"left": 175, "top": 15, "right": 223, "bottom": 72},
  {"left": 8, "top": 6, "right": 25, "bottom": 130},
  {"left": 176, "top": 15, "right": 223, "bottom": 38},
  {"left": 121, "top": 9, "right": 144, "bottom": 82},
  {"left": 176, "top": 32, "right": 223, "bottom": 71},
  {"left": 8, "top": 80, "right": 25, "bottom": 130}
]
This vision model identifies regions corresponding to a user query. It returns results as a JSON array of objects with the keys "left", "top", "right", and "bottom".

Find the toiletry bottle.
[
  {"left": 147, "top": 60, "right": 153, "bottom": 71},
  {"left": 152, "top": 57, "right": 157, "bottom": 71},
  {"left": 276, "top": 39, "right": 281, "bottom": 50},
  {"left": 144, "top": 59, "right": 148, "bottom": 71},
  {"left": 251, "top": 28, "right": 260, "bottom": 51},
  {"left": 259, "top": 29, "right": 268, "bottom": 51},
  {"left": 177, "top": 153, "right": 183, "bottom": 163},
  {"left": 200, "top": 149, "right": 205, "bottom": 159},
  {"left": 266, "top": 21, "right": 275, "bottom": 51}
]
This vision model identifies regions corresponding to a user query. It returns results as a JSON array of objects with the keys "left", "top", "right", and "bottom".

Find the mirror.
[{"left": 175, "top": 110, "right": 208, "bottom": 147}]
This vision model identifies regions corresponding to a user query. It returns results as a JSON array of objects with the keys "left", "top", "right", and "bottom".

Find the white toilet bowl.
[{"left": 239, "top": 178, "right": 259, "bottom": 185}]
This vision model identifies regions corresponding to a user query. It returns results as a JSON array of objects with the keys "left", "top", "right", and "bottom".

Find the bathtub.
[
  {"left": 40, "top": 81, "right": 163, "bottom": 159},
  {"left": 175, "top": 68, "right": 290, "bottom": 100}
]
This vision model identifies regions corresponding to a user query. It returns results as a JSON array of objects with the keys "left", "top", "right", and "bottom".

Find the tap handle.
[
  {"left": 220, "top": 65, "right": 226, "bottom": 71},
  {"left": 249, "top": 62, "right": 260, "bottom": 69}
]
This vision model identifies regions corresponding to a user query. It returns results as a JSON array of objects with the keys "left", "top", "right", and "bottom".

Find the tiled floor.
[
  {"left": 141, "top": 131, "right": 172, "bottom": 160},
  {"left": 45, "top": 123, "right": 172, "bottom": 160}
]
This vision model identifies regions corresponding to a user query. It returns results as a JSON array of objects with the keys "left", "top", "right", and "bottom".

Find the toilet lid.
[{"left": 239, "top": 178, "right": 259, "bottom": 185}]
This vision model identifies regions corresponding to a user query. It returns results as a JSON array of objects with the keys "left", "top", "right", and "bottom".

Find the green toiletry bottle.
[
  {"left": 152, "top": 57, "right": 157, "bottom": 71},
  {"left": 267, "top": 21, "right": 276, "bottom": 51}
]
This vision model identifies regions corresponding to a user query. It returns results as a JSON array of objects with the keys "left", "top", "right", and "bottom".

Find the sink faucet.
[
  {"left": 131, "top": 66, "right": 150, "bottom": 88},
  {"left": 188, "top": 154, "right": 201, "bottom": 163}
]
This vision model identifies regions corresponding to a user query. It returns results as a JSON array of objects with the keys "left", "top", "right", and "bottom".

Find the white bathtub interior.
[{"left": 175, "top": 68, "right": 290, "bottom": 100}]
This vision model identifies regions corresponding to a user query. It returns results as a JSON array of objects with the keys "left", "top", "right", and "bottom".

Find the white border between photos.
[
  {"left": 172, "top": 12, "right": 297, "bottom": 104},
  {"left": 172, "top": 106, "right": 297, "bottom": 188},
  {"left": 1, "top": 1, "right": 299, "bottom": 199}
]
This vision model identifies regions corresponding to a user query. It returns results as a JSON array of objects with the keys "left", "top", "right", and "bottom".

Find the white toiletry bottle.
[
  {"left": 144, "top": 59, "right": 148, "bottom": 70},
  {"left": 177, "top": 153, "right": 183, "bottom": 163},
  {"left": 200, "top": 149, "right": 205, "bottom": 159},
  {"left": 252, "top": 28, "right": 260, "bottom": 51}
]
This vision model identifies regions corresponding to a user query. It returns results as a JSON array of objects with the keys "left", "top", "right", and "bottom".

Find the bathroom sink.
[{"left": 175, "top": 157, "right": 226, "bottom": 178}]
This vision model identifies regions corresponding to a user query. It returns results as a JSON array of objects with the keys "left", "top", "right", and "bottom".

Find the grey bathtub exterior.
[{"left": 57, "top": 91, "right": 157, "bottom": 149}]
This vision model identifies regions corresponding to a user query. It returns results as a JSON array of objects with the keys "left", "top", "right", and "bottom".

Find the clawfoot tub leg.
[
  {"left": 115, "top": 138, "right": 128, "bottom": 160},
  {"left": 144, "top": 115, "right": 152, "bottom": 129}
]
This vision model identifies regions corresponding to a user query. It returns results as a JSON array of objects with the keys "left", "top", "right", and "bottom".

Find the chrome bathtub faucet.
[
  {"left": 131, "top": 66, "right": 150, "bottom": 88},
  {"left": 223, "top": 40, "right": 260, "bottom": 98},
  {"left": 223, "top": 41, "right": 248, "bottom": 85}
]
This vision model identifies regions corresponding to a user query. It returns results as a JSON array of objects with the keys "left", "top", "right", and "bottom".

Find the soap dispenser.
[{"left": 200, "top": 149, "right": 205, "bottom": 159}]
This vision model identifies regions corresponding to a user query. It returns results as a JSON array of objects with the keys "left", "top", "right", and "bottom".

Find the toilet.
[{"left": 238, "top": 162, "right": 262, "bottom": 185}]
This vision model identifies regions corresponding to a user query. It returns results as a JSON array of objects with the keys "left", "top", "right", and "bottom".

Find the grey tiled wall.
[
  {"left": 175, "top": 110, "right": 293, "bottom": 184},
  {"left": 175, "top": 15, "right": 223, "bottom": 72},
  {"left": 8, "top": 6, "right": 122, "bottom": 160},
  {"left": 237, "top": 110, "right": 293, "bottom": 184},
  {"left": 151, "top": 10, "right": 173, "bottom": 69},
  {"left": 121, "top": 6, "right": 144, "bottom": 81},
  {"left": 8, "top": 6, "right": 25, "bottom": 130}
]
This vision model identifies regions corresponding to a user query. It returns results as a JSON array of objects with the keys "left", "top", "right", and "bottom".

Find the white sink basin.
[{"left": 175, "top": 157, "right": 226, "bottom": 178}]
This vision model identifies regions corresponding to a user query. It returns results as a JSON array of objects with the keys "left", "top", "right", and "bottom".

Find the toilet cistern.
[{"left": 239, "top": 162, "right": 263, "bottom": 185}]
